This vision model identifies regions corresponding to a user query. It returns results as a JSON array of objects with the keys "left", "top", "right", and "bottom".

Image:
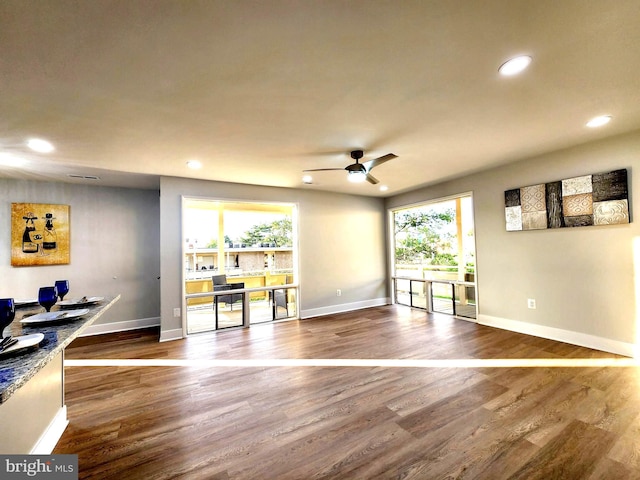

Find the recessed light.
[
  {"left": 27, "top": 138, "right": 54, "bottom": 153},
  {"left": 186, "top": 160, "right": 202, "bottom": 169},
  {"left": 586, "top": 115, "right": 612, "bottom": 128},
  {"left": 0, "top": 152, "right": 27, "bottom": 167},
  {"left": 499, "top": 55, "right": 532, "bottom": 76},
  {"left": 379, "top": 185, "right": 389, "bottom": 192},
  {"left": 302, "top": 175, "right": 313, "bottom": 184}
]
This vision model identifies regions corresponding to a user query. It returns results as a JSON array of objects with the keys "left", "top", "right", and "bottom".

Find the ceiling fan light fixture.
[
  {"left": 348, "top": 170, "right": 367, "bottom": 183},
  {"left": 303, "top": 149, "right": 397, "bottom": 185},
  {"left": 499, "top": 55, "right": 532, "bottom": 76}
]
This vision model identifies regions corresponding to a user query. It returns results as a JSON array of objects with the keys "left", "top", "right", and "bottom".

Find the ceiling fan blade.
[
  {"left": 302, "top": 168, "right": 346, "bottom": 172},
  {"left": 366, "top": 173, "right": 380, "bottom": 184},
  {"left": 368, "top": 153, "right": 398, "bottom": 171}
]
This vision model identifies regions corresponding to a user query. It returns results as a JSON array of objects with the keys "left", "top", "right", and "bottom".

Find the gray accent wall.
[
  {"left": 386, "top": 130, "right": 639, "bottom": 353},
  {"left": 1, "top": 175, "right": 389, "bottom": 338},
  {"left": 0, "top": 179, "right": 161, "bottom": 326}
]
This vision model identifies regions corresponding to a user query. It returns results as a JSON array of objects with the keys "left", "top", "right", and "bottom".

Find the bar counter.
[{"left": 0, "top": 295, "right": 120, "bottom": 453}]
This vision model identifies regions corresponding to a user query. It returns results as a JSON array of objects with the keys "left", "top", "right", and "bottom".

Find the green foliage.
[
  {"left": 394, "top": 208, "right": 456, "bottom": 264},
  {"left": 432, "top": 253, "right": 457, "bottom": 265},
  {"left": 240, "top": 217, "right": 292, "bottom": 247},
  {"left": 205, "top": 235, "right": 232, "bottom": 249},
  {"left": 394, "top": 210, "right": 455, "bottom": 234}
]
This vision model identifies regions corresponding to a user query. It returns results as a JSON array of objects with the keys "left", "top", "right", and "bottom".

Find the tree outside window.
[{"left": 393, "top": 196, "right": 474, "bottom": 280}]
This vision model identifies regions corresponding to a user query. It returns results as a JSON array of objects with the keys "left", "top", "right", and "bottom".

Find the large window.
[
  {"left": 391, "top": 194, "right": 476, "bottom": 319},
  {"left": 183, "top": 199, "right": 297, "bottom": 333}
]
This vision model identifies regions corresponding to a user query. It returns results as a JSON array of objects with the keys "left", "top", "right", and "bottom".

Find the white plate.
[
  {"left": 20, "top": 308, "right": 90, "bottom": 324},
  {"left": 58, "top": 296, "right": 104, "bottom": 308},
  {"left": 15, "top": 299, "right": 39, "bottom": 308},
  {"left": 0, "top": 333, "right": 44, "bottom": 356}
]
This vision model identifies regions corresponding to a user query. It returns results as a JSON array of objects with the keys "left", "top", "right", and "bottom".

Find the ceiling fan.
[{"left": 303, "top": 150, "right": 398, "bottom": 184}]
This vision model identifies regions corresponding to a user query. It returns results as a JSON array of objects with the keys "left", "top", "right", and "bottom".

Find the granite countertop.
[{"left": 0, "top": 295, "right": 120, "bottom": 404}]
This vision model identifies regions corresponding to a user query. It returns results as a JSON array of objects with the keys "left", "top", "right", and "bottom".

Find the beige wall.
[
  {"left": 159, "top": 176, "right": 389, "bottom": 340},
  {"left": 0, "top": 179, "right": 161, "bottom": 326},
  {"left": 386, "top": 130, "right": 640, "bottom": 355}
]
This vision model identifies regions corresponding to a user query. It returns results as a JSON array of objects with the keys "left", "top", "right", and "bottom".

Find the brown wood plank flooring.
[{"left": 55, "top": 305, "right": 640, "bottom": 479}]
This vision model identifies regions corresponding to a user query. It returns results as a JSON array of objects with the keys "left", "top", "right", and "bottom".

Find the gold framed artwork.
[{"left": 11, "top": 203, "right": 70, "bottom": 266}]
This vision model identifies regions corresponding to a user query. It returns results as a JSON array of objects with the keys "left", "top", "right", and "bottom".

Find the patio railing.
[
  {"left": 393, "top": 276, "right": 476, "bottom": 319},
  {"left": 184, "top": 283, "right": 298, "bottom": 333}
]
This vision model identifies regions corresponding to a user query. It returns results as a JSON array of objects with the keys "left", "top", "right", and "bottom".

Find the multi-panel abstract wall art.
[{"left": 505, "top": 168, "right": 630, "bottom": 231}]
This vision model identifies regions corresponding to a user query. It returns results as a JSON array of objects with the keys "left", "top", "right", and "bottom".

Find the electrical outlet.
[
  {"left": 173, "top": 307, "right": 181, "bottom": 317},
  {"left": 527, "top": 299, "right": 536, "bottom": 309},
  {"left": 336, "top": 289, "right": 341, "bottom": 297}
]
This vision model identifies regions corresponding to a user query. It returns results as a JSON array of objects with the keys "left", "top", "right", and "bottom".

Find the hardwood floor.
[{"left": 55, "top": 305, "right": 640, "bottom": 479}]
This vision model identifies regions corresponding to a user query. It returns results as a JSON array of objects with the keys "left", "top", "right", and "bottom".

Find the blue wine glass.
[
  {"left": 0, "top": 298, "right": 15, "bottom": 338},
  {"left": 55, "top": 280, "right": 69, "bottom": 301},
  {"left": 38, "top": 286, "right": 58, "bottom": 312}
]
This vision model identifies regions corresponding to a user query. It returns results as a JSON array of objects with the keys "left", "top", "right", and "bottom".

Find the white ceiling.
[{"left": 1, "top": 0, "right": 639, "bottom": 195}]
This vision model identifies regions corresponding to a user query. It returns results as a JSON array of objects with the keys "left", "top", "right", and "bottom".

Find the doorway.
[
  {"left": 390, "top": 193, "right": 476, "bottom": 319},
  {"left": 182, "top": 198, "right": 298, "bottom": 333}
]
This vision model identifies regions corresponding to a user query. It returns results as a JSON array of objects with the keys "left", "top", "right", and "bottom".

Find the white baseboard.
[
  {"left": 159, "top": 328, "right": 184, "bottom": 342},
  {"left": 80, "top": 316, "right": 160, "bottom": 337},
  {"left": 300, "top": 297, "right": 390, "bottom": 319},
  {"left": 477, "top": 314, "right": 635, "bottom": 358},
  {"left": 30, "top": 406, "right": 69, "bottom": 454}
]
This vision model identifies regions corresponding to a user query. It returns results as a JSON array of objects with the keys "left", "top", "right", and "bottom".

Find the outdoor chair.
[
  {"left": 273, "top": 288, "right": 289, "bottom": 319},
  {"left": 212, "top": 275, "right": 244, "bottom": 311}
]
